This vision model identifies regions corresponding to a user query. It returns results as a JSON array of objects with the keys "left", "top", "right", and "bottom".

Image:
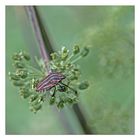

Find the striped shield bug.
[{"left": 36, "top": 72, "right": 77, "bottom": 96}]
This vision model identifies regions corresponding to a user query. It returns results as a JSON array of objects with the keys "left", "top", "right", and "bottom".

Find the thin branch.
[
  {"left": 73, "top": 104, "right": 93, "bottom": 134},
  {"left": 25, "top": 6, "right": 50, "bottom": 72},
  {"left": 33, "top": 7, "right": 54, "bottom": 56}
]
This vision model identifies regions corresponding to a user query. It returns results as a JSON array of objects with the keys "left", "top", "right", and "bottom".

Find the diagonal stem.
[{"left": 25, "top": 6, "right": 51, "bottom": 72}]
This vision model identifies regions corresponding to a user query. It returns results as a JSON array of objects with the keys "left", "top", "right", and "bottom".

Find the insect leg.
[
  {"left": 51, "top": 86, "right": 56, "bottom": 97},
  {"left": 57, "top": 83, "right": 67, "bottom": 92},
  {"left": 59, "top": 82, "right": 77, "bottom": 94}
]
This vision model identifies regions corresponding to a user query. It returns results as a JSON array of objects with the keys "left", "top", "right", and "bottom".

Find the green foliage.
[
  {"left": 9, "top": 46, "right": 89, "bottom": 113},
  {"left": 81, "top": 7, "right": 134, "bottom": 79}
]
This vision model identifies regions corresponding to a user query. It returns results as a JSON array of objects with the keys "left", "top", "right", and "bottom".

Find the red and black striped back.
[{"left": 36, "top": 72, "right": 65, "bottom": 92}]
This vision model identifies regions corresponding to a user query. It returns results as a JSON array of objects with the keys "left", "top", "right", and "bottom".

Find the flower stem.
[
  {"left": 25, "top": 6, "right": 51, "bottom": 72},
  {"left": 71, "top": 55, "right": 82, "bottom": 64},
  {"left": 26, "top": 65, "right": 43, "bottom": 76}
]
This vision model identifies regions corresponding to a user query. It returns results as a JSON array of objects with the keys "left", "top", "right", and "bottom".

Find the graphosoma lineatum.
[{"left": 36, "top": 72, "right": 66, "bottom": 92}]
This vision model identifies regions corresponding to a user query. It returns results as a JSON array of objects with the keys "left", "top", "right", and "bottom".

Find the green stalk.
[{"left": 25, "top": 6, "right": 51, "bottom": 72}]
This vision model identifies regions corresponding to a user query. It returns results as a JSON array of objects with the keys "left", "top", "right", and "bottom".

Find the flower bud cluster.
[{"left": 9, "top": 46, "right": 89, "bottom": 112}]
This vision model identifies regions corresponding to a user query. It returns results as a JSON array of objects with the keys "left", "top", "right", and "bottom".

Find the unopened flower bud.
[
  {"left": 61, "top": 47, "right": 69, "bottom": 60},
  {"left": 16, "top": 69, "right": 28, "bottom": 79},
  {"left": 73, "top": 45, "right": 80, "bottom": 54},
  {"left": 30, "top": 94, "right": 39, "bottom": 102},
  {"left": 49, "top": 97, "right": 55, "bottom": 105},
  {"left": 20, "top": 91, "right": 31, "bottom": 99},
  {"left": 8, "top": 72, "right": 20, "bottom": 80},
  {"left": 13, "top": 80, "right": 24, "bottom": 87},
  {"left": 22, "top": 51, "right": 31, "bottom": 61},
  {"left": 57, "top": 100, "right": 64, "bottom": 109},
  {"left": 12, "top": 53, "right": 22, "bottom": 61},
  {"left": 31, "top": 103, "right": 42, "bottom": 112},
  {"left": 50, "top": 52, "right": 58, "bottom": 60},
  {"left": 14, "top": 61, "right": 25, "bottom": 68},
  {"left": 80, "top": 47, "right": 89, "bottom": 57},
  {"left": 78, "top": 81, "right": 89, "bottom": 90},
  {"left": 66, "top": 98, "right": 73, "bottom": 104}
]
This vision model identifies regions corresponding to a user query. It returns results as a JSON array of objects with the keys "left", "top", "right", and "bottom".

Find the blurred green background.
[{"left": 6, "top": 6, "right": 134, "bottom": 134}]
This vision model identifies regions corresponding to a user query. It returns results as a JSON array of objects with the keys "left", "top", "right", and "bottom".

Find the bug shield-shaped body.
[{"left": 36, "top": 72, "right": 66, "bottom": 92}]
